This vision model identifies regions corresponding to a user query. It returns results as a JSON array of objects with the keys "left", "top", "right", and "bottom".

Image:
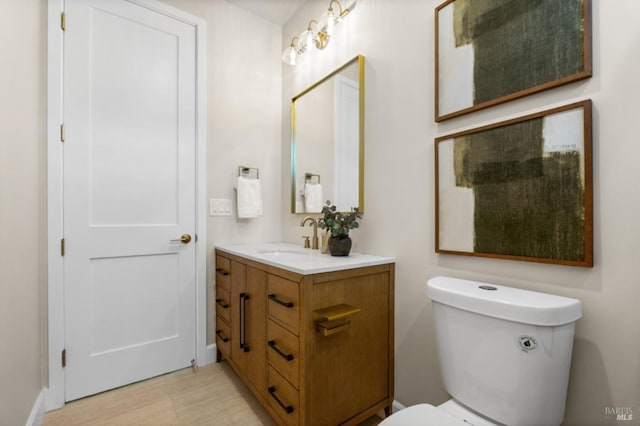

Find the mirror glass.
[{"left": 291, "top": 55, "right": 364, "bottom": 213}]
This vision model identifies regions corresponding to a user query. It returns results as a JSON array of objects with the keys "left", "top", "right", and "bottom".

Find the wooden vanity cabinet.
[{"left": 215, "top": 249, "right": 394, "bottom": 426}]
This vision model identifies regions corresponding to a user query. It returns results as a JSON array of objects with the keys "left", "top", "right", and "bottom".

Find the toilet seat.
[
  {"left": 379, "top": 404, "right": 467, "bottom": 425},
  {"left": 380, "top": 401, "right": 498, "bottom": 426}
]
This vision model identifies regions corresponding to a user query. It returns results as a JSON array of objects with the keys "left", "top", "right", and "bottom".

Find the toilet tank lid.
[{"left": 427, "top": 276, "right": 582, "bottom": 326}]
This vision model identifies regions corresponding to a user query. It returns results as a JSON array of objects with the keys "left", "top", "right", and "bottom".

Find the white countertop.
[{"left": 215, "top": 242, "right": 395, "bottom": 275}]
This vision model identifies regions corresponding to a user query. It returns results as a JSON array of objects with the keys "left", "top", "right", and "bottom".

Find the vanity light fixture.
[
  {"left": 282, "top": 37, "right": 299, "bottom": 65},
  {"left": 297, "top": 20, "right": 318, "bottom": 54},
  {"left": 281, "top": 0, "right": 356, "bottom": 66}
]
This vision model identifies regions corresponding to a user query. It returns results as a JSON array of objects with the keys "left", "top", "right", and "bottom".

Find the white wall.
[
  {"left": 0, "top": 0, "right": 46, "bottom": 424},
  {"left": 282, "top": 1, "right": 640, "bottom": 424},
  {"left": 161, "top": 0, "right": 283, "bottom": 344}
]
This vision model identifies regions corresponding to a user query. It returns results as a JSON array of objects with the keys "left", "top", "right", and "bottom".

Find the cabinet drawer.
[
  {"left": 268, "top": 366, "right": 299, "bottom": 426},
  {"left": 267, "top": 275, "right": 299, "bottom": 335},
  {"left": 267, "top": 320, "right": 299, "bottom": 388},
  {"left": 215, "top": 288, "right": 231, "bottom": 323},
  {"left": 215, "top": 254, "right": 231, "bottom": 293},
  {"left": 215, "top": 315, "right": 231, "bottom": 359}
]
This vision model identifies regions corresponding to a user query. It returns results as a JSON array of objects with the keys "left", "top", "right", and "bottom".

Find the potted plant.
[{"left": 318, "top": 200, "right": 361, "bottom": 256}]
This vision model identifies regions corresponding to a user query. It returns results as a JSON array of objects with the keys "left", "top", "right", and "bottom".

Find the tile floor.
[{"left": 42, "top": 362, "right": 383, "bottom": 425}]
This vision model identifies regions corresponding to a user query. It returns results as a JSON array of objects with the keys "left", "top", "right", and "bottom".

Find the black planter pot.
[{"left": 328, "top": 235, "right": 352, "bottom": 256}]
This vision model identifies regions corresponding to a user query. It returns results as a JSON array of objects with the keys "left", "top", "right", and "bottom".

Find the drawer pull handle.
[
  {"left": 215, "top": 329, "right": 229, "bottom": 343},
  {"left": 215, "top": 268, "right": 229, "bottom": 276},
  {"left": 268, "top": 386, "right": 294, "bottom": 414},
  {"left": 240, "top": 293, "right": 250, "bottom": 353},
  {"left": 215, "top": 298, "right": 229, "bottom": 309},
  {"left": 268, "top": 294, "right": 294, "bottom": 308},
  {"left": 268, "top": 340, "right": 294, "bottom": 361}
]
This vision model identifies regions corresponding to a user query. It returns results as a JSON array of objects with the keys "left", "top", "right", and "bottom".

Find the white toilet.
[{"left": 381, "top": 276, "right": 582, "bottom": 426}]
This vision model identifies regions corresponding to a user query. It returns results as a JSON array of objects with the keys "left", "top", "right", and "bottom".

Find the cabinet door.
[
  {"left": 230, "top": 260, "right": 246, "bottom": 372},
  {"left": 307, "top": 272, "right": 390, "bottom": 425},
  {"left": 245, "top": 267, "right": 267, "bottom": 400}
]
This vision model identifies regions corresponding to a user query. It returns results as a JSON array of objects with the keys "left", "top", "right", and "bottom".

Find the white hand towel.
[
  {"left": 237, "top": 176, "right": 262, "bottom": 218},
  {"left": 304, "top": 183, "right": 323, "bottom": 213}
]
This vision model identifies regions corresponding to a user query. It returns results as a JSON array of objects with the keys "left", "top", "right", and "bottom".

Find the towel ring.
[
  {"left": 305, "top": 173, "right": 320, "bottom": 184},
  {"left": 239, "top": 166, "right": 259, "bottom": 179}
]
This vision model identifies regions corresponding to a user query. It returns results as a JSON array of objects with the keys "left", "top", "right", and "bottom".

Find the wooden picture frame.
[
  {"left": 435, "top": 100, "right": 593, "bottom": 267},
  {"left": 435, "top": 0, "right": 592, "bottom": 122}
]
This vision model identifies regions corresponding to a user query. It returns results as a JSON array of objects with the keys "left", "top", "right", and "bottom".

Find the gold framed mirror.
[{"left": 291, "top": 55, "right": 364, "bottom": 214}]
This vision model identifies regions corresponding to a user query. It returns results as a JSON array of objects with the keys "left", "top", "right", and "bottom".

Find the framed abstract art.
[
  {"left": 435, "top": 0, "right": 592, "bottom": 121},
  {"left": 435, "top": 100, "right": 593, "bottom": 266}
]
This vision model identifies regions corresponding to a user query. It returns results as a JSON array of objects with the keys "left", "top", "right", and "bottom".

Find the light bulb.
[
  {"left": 281, "top": 46, "right": 297, "bottom": 65},
  {"left": 297, "top": 29, "right": 316, "bottom": 53},
  {"left": 318, "top": 9, "right": 335, "bottom": 36}
]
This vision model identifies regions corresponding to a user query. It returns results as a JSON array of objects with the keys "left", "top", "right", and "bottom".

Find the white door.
[{"left": 63, "top": 0, "right": 197, "bottom": 401}]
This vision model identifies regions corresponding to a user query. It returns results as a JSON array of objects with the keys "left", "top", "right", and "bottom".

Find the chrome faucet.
[{"left": 300, "top": 216, "right": 319, "bottom": 249}]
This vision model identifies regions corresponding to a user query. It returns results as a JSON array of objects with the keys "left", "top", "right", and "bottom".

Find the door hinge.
[
  {"left": 60, "top": 123, "right": 65, "bottom": 142},
  {"left": 61, "top": 238, "right": 65, "bottom": 256},
  {"left": 61, "top": 12, "right": 66, "bottom": 31},
  {"left": 62, "top": 349, "right": 66, "bottom": 368}
]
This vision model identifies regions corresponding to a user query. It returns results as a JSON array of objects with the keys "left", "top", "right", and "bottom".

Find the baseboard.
[
  {"left": 392, "top": 400, "right": 406, "bottom": 413},
  {"left": 26, "top": 388, "right": 47, "bottom": 426},
  {"left": 204, "top": 343, "right": 217, "bottom": 365}
]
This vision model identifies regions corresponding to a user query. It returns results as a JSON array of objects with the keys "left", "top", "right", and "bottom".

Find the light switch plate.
[{"left": 210, "top": 198, "right": 232, "bottom": 216}]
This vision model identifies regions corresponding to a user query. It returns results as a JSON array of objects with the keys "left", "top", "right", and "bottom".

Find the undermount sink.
[{"left": 257, "top": 249, "right": 308, "bottom": 256}]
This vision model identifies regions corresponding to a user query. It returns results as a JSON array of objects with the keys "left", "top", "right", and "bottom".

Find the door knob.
[{"left": 170, "top": 234, "right": 192, "bottom": 244}]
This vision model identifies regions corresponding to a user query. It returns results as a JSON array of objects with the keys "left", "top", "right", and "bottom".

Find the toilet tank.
[{"left": 427, "top": 276, "right": 581, "bottom": 426}]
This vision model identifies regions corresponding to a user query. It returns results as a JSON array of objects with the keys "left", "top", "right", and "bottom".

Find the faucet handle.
[{"left": 302, "top": 236, "right": 311, "bottom": 248}]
